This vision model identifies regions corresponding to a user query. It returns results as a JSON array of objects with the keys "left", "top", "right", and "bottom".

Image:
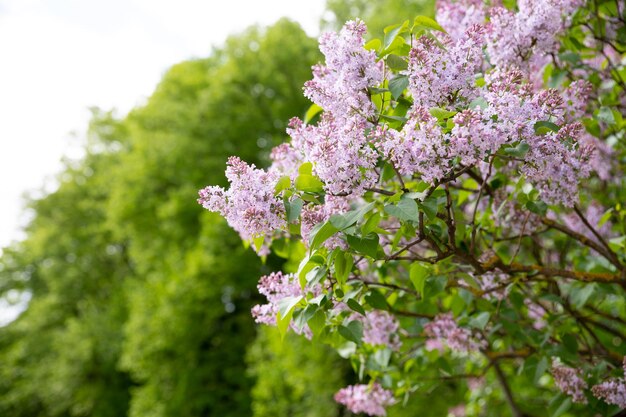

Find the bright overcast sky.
[{"left": 0, "top": 0, "right": 327, "bottom": 251}]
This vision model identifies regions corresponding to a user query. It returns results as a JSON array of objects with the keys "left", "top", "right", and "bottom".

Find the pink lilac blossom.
[
  {"left": 592, "top": 358, "right": 626, "bottom": 408},
  {"left": 424, "top": 313, "right": 485, "bottom": 352},
  {"left": 449, "top": 108, "right": 503, "bottom": 166},
  {"left": 288, "top": 115, "right": 378, "bottom": 197},
  {"left": 268, "top": 142, "right": 302, "bottom": 178},
  {"left": 579, "top": 133, "right": 614, "bottom": 181},
  {"left": 197, "top": 157, "right": 285, "bottom": 245},
  {"left": 406, "top": 25, "right": 485, "bottom": 108},
  {"left": 562, "top": 80, "right": 593, "bottom": 121},
  {"left": 436, "top": 0, "right": 486, "bottom": 41},
  {"left": 592, "top": 379, "right": 626, "bottom": 408},
  {"left": 448, "top": 404, "right": 466, "bottom": 417},
  {"left": 251, "top": 272, "right": 302, "bottom": 326},
  {"left": 304, "top": 20, "right": 382, "bottom": 121},
  {"left": 472, "top": 270, "right": 509, "bottom": 300},
  {"left": 251, "top": 271, "right": 320, "bottom": 337},
  {"left": 551, "top": 358, "right": 588, "bottom": 404},
  {"left": 486, "top": 0, "right": 582, "bottom": 74},
  {"left": 358, "top": 310, "right": 402, "bottom": 350},
  {"left": 334, "top": 383, "right": 396, "bottom": 416},
  {"left": 373, "top": 107, "right": 450, "bottom": 184},
  {"left": 482, "top": 69, "right": 592, "bottom": 206},
  {"left": 525, "top": 299, "right": 547, "bottom": 330},
  {"left": 522, "top": 123, "right": 593, "bottom": 206}
]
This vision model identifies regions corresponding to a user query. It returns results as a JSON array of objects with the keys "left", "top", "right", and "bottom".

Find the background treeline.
[{"left": 0, "top": 1, "right": 439, "bottom": 416}]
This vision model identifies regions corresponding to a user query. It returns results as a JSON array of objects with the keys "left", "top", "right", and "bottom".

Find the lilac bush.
[{"left": 198, "top": 0, "right": 626, "bottom": 415}]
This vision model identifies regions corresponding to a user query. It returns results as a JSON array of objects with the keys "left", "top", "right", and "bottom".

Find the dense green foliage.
[{"left": 0, "top": 19, "right": 320, "bottom": 417}]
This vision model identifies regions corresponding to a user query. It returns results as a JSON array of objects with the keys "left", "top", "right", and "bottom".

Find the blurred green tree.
[
  {"left": 321, "top": 0, "right": 436, "bottom": 36},
  {"left": 0, "top": 18, "right": 319, "bottom": 417}
]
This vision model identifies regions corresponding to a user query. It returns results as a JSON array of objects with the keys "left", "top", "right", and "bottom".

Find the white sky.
[{"left": 0, "top": 0, "right": 327, "bottom": 323}]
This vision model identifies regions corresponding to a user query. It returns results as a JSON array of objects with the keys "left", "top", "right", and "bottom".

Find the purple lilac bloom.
[
  {"left": 288, "top": 115, "right": 378, "bottom": 197},
  {"left": 334, "top": 383, "right": 396, "bottom": 416},
  {"left": 359, "top": 310, "right": 401, "bottom": 350},
  {"left": 424, "top": 313, "right": 485, "bottom": 352},
  {"left": 304, "top": 20, "right": 382, "bottom": 121},
  {"left": 591, "top": 357, "right": 626, "bottom": 408},
  {"left": 197, "top": 157, "right": 285, "bottom": 248},
  {"left": 551, "top": 359, "right": 588, "bottom": 404}
]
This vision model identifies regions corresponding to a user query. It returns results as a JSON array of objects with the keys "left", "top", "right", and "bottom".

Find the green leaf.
[
  {"left": 373, "top": 348, "right": 392, "bottom": 368},
  {"left": 298, "top": 162, "right": 313, "bottom": 175},
  {"left": 329, "top": 202, "right": 375, "bottom": 230},
  {"left": 286, "top": 198, "right": 303, "bottom": 223},
  {"left": 385, "top": 198, "right": 419, "bottom": 222},
  {"left": 535, "top": 356, "right": 549, "bottom": 384},
  {"left": 303, "top": 104, "right": 323, "bottom": 124},
  {"left": 410, "top": 263, "right": 429, "bottom": 294},
  {"left": 276, "top": 295, "right": 303, "bottom": 339},
  {"left": 424, "top": 275, "right": 448, "bottom": 298},
  {"left": 295, "top": 174, "right": 324, "bottom": 193},
  {"left": 418, "top": 197, "right": 438, "bottom": 220},
  {"left": 380, "top": 114, "right": 408, "bottom": 123},
  {"left": 365, "top": 290, "right": 388, "bottom": 310},
  {"left": 278, "top": 295, "right": 303, "bottom": 319},
  {"left": 362, "top": 212, "right": 382, "bottom": 235},
  {"left": 309, "top": 221, "right": 339, "bottom": 250},
  {"left": 469, "top": 312, "right": 491, "bottom": 330},
  {"left": 562, "top": 334, "right": 578, "bottom": 354},
  {"left": 389, "top": 75, "right": 409, "bottom": 100},
  {"left": 429, "top": 107, "right": 457, "bottom": 120},
  {"left": 334, "top": 252, "right": 353, "bottom": 285},
  {"left": 308, "top": 310, "right": 326, "bottom": 336},
  {"left": 526, "top": 200, "right": 548, "bottom": 216},
  {"left": 386, "top": 54, "right": 408, "bottom": 71},
  {"left": 469, "top": 96, "right": 488, "bottom": 110},
  {"left": 549, "top": 394, "right": 572, "bottom": 417},
  {"left": 306, "top": 265, "right": 327, "bottom": 286},
  {"left": 347, "top": 233, "right": 380, "bottom": 258},
  {"left": 347, "top": 299, "right": 366, "bottom": 316},
  {"left": 534, "top": 121, "right": 560, "bottom": 135},
  {"left": 253, "top": 235, "right": 265, "bottom": 251},
  {"left": 274, "top": 175, "right": 291, "bottom": 194},
  {"left": 597, "top": 106, "right": 616, "bottom": 125},
  {"left": 413, "top": 16, "right": 446, "bottom": 32},
  {"left": 503, "top": 142, "right": 530, "bottom": 158},
  {"left": 338, "top": 320, "right": 363, "bottom": 344},
  {"left": 364, "top": 38, "right": 382, "bottom": 51},
  {"left": 383, "top": 20, "right": 409, "bottom": 49},
  {"left": 570, "top": 284, "right": 595, "bottom": 309}
]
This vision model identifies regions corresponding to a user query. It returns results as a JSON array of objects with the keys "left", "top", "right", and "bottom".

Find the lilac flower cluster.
[
  {"left": 251, "top": 272, "right": 303, "bottom": 326},
  {"left": 424, "top": 313, "right": 485, "bottom": 353},
  {"left": 373, "top": 108, "right": 450, "bottom": 184},
  {"left": 304, "top": 19, "right": 382, "bottom": 121},
  {"left": 436, "top": 0, "right": 486, "bottom": 41},
  {"left": 591, "top": 358, "right": 626, "bottom": 408},
  {"left": 551, "top": 359, "right": 588, "bottom": 404},
  {"left": 406, "top": 25, "right": 484, "bottom": 108},
  {"left": 358, "top": 310, "right": 401, "bottom": 350},
  {"left": 378, "top": 64, "right": 592, "bottom": 204},
  {"left": 437, "top": 0, "right": 582, "bottom": 76},
  {"left": 288, "top": 115, "right": 378, "bottom": 196},
  {"left": 197, "top": 157, "right": 285, "bottom": 246},
  {"left": 334, "top": 383, "right": 396, "bottom": 416}
]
